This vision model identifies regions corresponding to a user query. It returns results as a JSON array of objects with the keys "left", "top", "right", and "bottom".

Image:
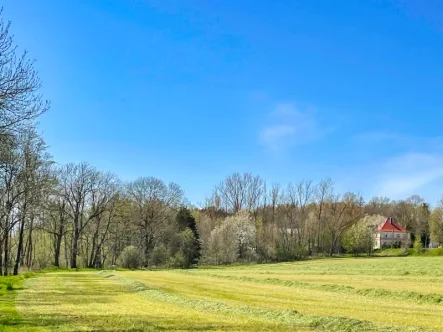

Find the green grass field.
[{"left": 1, "top": 257, "right": 443, "bottom": 331}]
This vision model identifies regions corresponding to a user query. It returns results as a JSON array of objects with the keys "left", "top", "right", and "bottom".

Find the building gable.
[{"left": 377, "top": 217, "right": 408, "bottom": 233}]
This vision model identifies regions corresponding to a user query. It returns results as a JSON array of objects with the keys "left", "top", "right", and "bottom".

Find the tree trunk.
[
  {"left": 92, "top": 245, "right": 102, "bottom": 268},
  {"left": 13, "top": 212, "right": 26, "bottom": 275},
  {"left": 71, "top": 229, "right": 80, "bottom": 268},
  {"left": 88, "top": 228, "right": 99, "bottom": 268},
  {"left": 4, "top": 231, "right": 10, "bottom": 275},
  {"left": 329, "top": 236, "right": 338, "bottom": 257},
  {"left": 144, "top": 233, "right": 150, "bottom": 267},
  {"left": 54, "top": 205, "right": 65, "bottom": 267},
  {"left": 26, "top": 231, "right": 33, "bottom": 269},
  {"left": 144, "top": 231, "right": 154, "bottom": 267},
  {"left": 102, "top": 247, "right": 110, "bottom": 267},
  {"left": 111, "top": 242, "right": 117, "bottom": 266},
  {"left": 23, "top": 233, "right": 29, "bottom": 266},
  {"left": 24, "top": 215, "right": 34, "bottom": 269},
  {"left": 0, "top": 238, "right": 3, "bottom": 276},
  {"left": 54, "top": 227, "right": 63, "bottom": 267},
  {"left": 64, "top": 234, "right": 69, "bottom": 268}
]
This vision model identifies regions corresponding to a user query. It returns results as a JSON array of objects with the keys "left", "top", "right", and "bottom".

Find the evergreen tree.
[{"left": 176, "top": 207, "right": 201, "bottom": 266}]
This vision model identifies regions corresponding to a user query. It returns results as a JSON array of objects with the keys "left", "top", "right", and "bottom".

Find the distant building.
[
  {"left": 373, "top": 217, "right": 410, "bottom": 249},
  {"left": 429, "top": 241, "right": 441, "bottom": 249}
]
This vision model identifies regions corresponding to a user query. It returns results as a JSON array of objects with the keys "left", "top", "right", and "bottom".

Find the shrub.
[
  {"left": 256, "top": 244, "right": 276, "bottom": 263},
  {"left": 343, "top": 219, "right": 376, "bottom": 256},
  {"left": 6, "top": 280, "right": 14, "bottom": 291},
  {"left": 178, "top": 228, "right": 199, "bottom": 268},
  {"left": 167, "top": 251, "right": 185, "bottom": 268},
  {"left": 0, "top": 278, "right": 16, "bottom": 291},
  {"left": 23, "top": 272, "right": 36, "bottom": 279},
  {"left": 151, "top": 243, "right": 168, "bottom": 267},
  {"left": 422, "top": 248, "right": 443, "bottom": 256},
  {"left": 119, "top": 246, "right": 141, "bottom": 269},
  {"left": 414, "top": 238, "right": 424, "bottom": 255}
]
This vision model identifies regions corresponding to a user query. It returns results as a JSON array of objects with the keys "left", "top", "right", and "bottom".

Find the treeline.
[
  {"left": 1, "top": 11, "right": 443, "bottom": 275},
  {"left": 197, "top": 177, "right": 441, "bottom": 263},
  {"left": 2, "top": 164, "right": 443, "bottom": 275}
]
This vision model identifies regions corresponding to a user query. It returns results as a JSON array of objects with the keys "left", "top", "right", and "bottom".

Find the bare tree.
[
  {"left": 12, "top": 129, "right": 52, "bottom": 274},
  {"left": 0, "top": 9, "right": 50, "bottom": 275},
  {"left": 314, "top": 178, "right": 333, "bottom": 253},
  {"left": 87, "top": 173, "right": 120, "bottom": 268},
  {"left": 276, "top": 180, "right": 315, "bottom": 260},
  {"left": 430, "top": 199, "right": 443, "bottom": 245},
  {"left": 216, "top": 173, "right": 264, "bottom": 213},
  {"left": 58, "top": 163, "right": 115, "bottom": 268},
  {"left": 0, "top": 139, "right": 22, "bottom": 275},
  {"left": 365, "top": 196, "right": 393, "bottom": 216},
  {"left": 0, "top": 9, "right": 49, "bottom": 136},
  {"left": 126, "top": 177, "right": 183, "bottom": 267},
  {"left": 0, "top": 127, "right": 51, "bottom": 274},
  {"left": 324, "top": 192, "right": 365, "bottom": 256},
  {"left": 270, "top": 183, "right": 281, "bottom": 225},
  {"left": 391, "top": 199, "right": 417, "bottom": 233},
  {"left": 41, "top": 195, "right": 69, "bottom": 267}
]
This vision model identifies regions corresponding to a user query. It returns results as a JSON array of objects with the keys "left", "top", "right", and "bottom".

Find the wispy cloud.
[
  {"left": 355, "top": 131, "right": 443, "bottom": 152},
  {"left": 338, "top": 152, "right": 443, "bottom": 203},
  {"left": 333, "top": 128, "right": 443, "bottom": 202},
  {"left": 259, "top": 103, "right": 330, "bottom": 151},
  {"left": 374, "top": 153, "right": 443, "bottom": 199}
]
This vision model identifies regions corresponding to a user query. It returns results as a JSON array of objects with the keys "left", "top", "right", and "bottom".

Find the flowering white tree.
[
  {"left": 208, "top": 210, "right": 256, "bottom": 264},
  {"left": 343, "top": 214, "right": 383, "bottom": 256}
]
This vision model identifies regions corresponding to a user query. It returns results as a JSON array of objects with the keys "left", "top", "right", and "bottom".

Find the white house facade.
[{"left": 374, "top": 217, "right": 410, "bottom": 249}]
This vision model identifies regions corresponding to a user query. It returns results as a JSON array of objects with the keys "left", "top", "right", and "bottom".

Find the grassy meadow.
[{"left": 1, "top": 257, "right": 443, "bottom": 331}]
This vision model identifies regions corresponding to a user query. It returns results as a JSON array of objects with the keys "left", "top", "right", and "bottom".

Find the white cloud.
[
  {"left": 375, "top": 153, "right": 443, "bottom": 199},
  {"left": 338, "top": 152, "right": 443, "bottom": 203},
  {"left": 355, "top": 131, "right": 443, "bottom": 152},
  {"left": 259, "top": 103, "right": 329, "bottom": 151},
  {"left": 261, "top": 125, "right": 296, "bottom": 144},
  {"left": 336, "top": 130, "right": 443, "bottom": 202}
]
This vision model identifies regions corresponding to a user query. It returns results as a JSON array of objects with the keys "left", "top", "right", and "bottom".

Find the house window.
[
  {"left": 385, "top": 234, "right": 388, "bottom": 238},
  {"left": 397, "top": 234, "right": 400, "bottom": 238}
]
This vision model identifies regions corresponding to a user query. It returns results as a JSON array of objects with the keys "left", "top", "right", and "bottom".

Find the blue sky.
[{"left": 3, "top": 0, "right": 443, "bottom": 205}]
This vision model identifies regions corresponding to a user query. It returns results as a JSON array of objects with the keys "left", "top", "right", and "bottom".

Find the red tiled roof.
[{"left": 377, "top": 218, "right": 408, "bottom": 233}]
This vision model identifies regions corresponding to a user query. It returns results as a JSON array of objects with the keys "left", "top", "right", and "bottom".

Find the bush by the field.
[
  {"left": 0, "top": 275, "right": 25, "bottom": 294},
  {"left": 119, "top": 246, "right": 142, "bottom": 269},
  {"left": 373, "top": 248, "right": 407, "bottom": 256},
  {"left": 413, "top": 248, "right": 443, "bottom": 256}
]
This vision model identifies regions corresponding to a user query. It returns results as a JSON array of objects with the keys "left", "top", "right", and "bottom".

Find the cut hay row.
[{"left": 98, "top": 271, "right": 430, "bottom": 332}]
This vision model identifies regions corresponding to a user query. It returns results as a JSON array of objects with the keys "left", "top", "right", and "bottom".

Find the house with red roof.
[{"left": 374, "top": 217, "right": 410, "bottom": 249}]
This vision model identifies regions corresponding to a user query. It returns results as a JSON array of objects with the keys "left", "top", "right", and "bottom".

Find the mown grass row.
[
  {"left": 374, "top": 248, "right": 443, "bottom": 257},
  {"left": 0, "top": 273, "right": 35, "bottom": 329},
  {"left": 205, "top": 257, "right": 443, "bottom": 277},
  {"left": 0, "top": 273, "right": 34, "bottom": 296},
  {"left": 98, "top": 271, "right": 435, "bottom": 332},
  {"left": 179, "top": 271, "right": 443, "bottom": 305}
]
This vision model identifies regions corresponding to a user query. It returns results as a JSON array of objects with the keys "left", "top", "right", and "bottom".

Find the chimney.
[{"left": 390, "top": 217, "right": 393, "bottom": 224}]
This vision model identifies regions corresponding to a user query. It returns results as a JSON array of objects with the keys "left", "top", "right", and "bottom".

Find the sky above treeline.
[{"left": 3, "top": 0, "right": 443, "bottom": 205}]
